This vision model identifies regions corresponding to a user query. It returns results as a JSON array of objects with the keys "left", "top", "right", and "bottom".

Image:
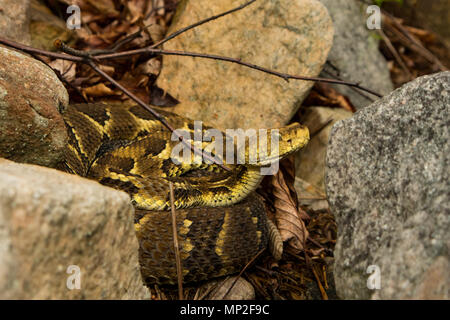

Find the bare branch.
[
  {"left": 96, "top": 47, "right": 383, "bottom": 97},
  {"left": 222, "top": 248, "right": 265, "bottom": 299},
  {"left": 0, "top": 37, "right": 83, "bottom": 62},
  {"left": 150, "top": 0, "right": 257, "bottom": 49},
  {"left": 87, "top": 60, "right": 231, "bottom": 171}
]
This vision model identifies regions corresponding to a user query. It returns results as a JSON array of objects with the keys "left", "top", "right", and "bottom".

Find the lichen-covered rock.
[
  {"left": 157, "top": 0, "right": 333, "bottom": 131},
  {"left": 326, "top": 72, "right": 449, "bottom": 299},
  {"left": 0, "top": 159, "right": 148, "bottom": 299},
  {"left": 0, "top": 46, "right": 68, "bottom": 168},
  {"left": 318, "top": 0, "right": 393, "bottom": 109}
]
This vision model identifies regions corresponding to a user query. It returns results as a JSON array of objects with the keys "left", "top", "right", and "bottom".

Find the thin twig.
[
  {"left": 150, "top": 0, "right": 257, "bottom": 49},
  {"left": 377, "top": 29, "right": 413, "bottom": 80},
  {"left": 145, "top": 1, "right": 178, "bottom": 20},
  {"left": 0, "top": 36, "right": 231, "bottom": 171},
  {"left": 54, "top": 39, "right": 99, "bottom": 62},
  {"left": 0, "top": 34, "right": 382, "bottom": 98},
  {"left": 96, "top": 48, "right": 383, "bottom": 97},
  {"left": 86, "top": 61, "right": 168, "bottom": 122},
  {"left": 0, "top": 37, "right": 84, "bottom": 62},
  {"left": 222, "top": 248, "right": 265, "bottom": 299},
  {"left": 322, "top": 264, "right": 329, "bottom": 290},
  {"left": 245, "top": 273, "right": 272, "bottom": 299},
  {"left": 86, "top": 59, "right": 230, "bottom": 171},
  {"left": 169, "top": 181, "right": 184, "bottom": 300},
  {"left": 321, "top": 66, "right": 376, "bottom": 104},
  {"left": 382, "top": 11, "right": 447, "bottom": 71},
  {"left": 198, "top": 277, "right": 229, "bottom": 300},
  {"left": 106, "top": 24, "right": 154, "bottom": 52},
  {"left": 305, "top": 253, "right": 328, "bottom": 300},
  {"left": 193, "top": 287, "right": 200, "bottom": 300},
  {"left": 307, "top": 236, "right": 333, "bottom": 255}
]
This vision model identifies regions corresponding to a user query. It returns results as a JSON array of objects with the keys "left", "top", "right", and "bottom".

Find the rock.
[
  {"left": 296, "top": 106, "right": 352, "bottom": 192},
  {"left": 30, "top": 0, "right": 77, "bottom": 51},
  {"left": 0, "top": 0, "right": 31, "bottom": 45},
  {"left": 0, "top": 159, "right": 149, "bottom": 299},
  {"left": 326, "top": 72, "right": 450, "bottom": 299},
  {"left": 207, "top": 276, "right": 255, "bottom": 300},
  {"left": 0, "top": 46, "right": 68, "bottom": 168},
  {"left": 156, "top": 0, "right": 333, "bottom": 131},
  {"left": 318, "top": 0, "right": 393, "bottom": 110},
  {"left": 294, "top": 177, "right": 328, "bottom": 212}
]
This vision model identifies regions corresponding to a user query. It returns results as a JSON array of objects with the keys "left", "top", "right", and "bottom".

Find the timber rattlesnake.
[{"left": 60, "top": 102, "right": 309, "bottom": 285}]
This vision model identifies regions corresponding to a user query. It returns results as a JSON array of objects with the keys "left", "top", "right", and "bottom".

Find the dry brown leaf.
[
  {"left": 125, "top": 0, "right": 146, "bottom": 24},
  {"left": 278, "top": 157, "right": 298, "bottom": 208},
  {"left": 136, "top": 75, "right": 150, "bottom": 88},
  {"left": 309, "top": 248, "right": 325, "bottom": 256},
  {"left": 148, "top": 24, "right": 166, "bottom": 43},
  {"left": 136, "top": 58, "right": 161, "bottom": 76},
  {"left": 98, "top": 64, "right": 115, "bottom": 75},
  {"left": 79, "top": 33, "right": 108, "bottom": 48},
  {"left": 155, "top": 0, "right": 166, "bottom": 16},
  {"left": 280, "top": 157, "right": 310, "bottom": 220},
  {"left": 271, "top": 159, "right": 309, "bottom": 252},
  {"left": 86, "top": 0, "right": 118, "bottom": 17},
  {"left": 49, "top": 59, "right": 77, "bottom": 83},
  {"left": 83, "top": 83, "right": 119, "bottom": 97},
  {"left": 149, "top": 86, "right": 180, "bottom": 107},
  {"left": 303, "top": 83, "right": 356, "bottom": 113}
]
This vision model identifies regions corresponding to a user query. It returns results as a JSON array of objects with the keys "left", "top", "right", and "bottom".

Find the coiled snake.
[{"left": 60, "top": 102, "right": 309, "bottom": 286}]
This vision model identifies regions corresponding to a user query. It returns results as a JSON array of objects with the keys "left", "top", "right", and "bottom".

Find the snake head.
[
  {"left": 277, "top": 122, "right": 310, "bottom": 158},
  {"left": 241, "top": 122, "right": 310, "bottom": 166}
]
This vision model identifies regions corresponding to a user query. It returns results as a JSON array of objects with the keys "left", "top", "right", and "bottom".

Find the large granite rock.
[
  {"left": 157, "top": 0, "right": 333, "bottom": 131},
  {"left": 0, "top": 46, "right": 68, "bottom": 168},
  {"left": 0, "top": 0, "right": 31, "bottom": 45},
  {"left": 318, "top": 0, "right": 393, "bottom": 110},
  {"left": 326, "top": 72, "right": 449, "bottom": 299},
  {"left": 0, "top": 159, "right": 148, "bottom": 299}
]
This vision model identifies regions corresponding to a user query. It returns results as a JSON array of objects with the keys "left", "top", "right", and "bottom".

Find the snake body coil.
[{"left": 61, "top": 102, "right": 309, "bottom": 285}]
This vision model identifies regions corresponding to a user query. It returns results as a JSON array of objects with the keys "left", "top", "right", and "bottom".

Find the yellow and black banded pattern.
[
  {"left": 60, "top": 102, "right": 309, "bottom": 285},
  {"left": 135, "top": 193, "right": 268, "bottom": 285}
]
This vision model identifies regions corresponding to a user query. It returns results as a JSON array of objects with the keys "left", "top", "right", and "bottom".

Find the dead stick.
[
  {"left": 0, "top": 35, "right": 382, "bottom": 98},
  {"left": 150, "top": 0, "right": 257, "bottom": 49},
  {"left": 222, "top": 248, "right": 265, "bottom": 299},
  {"left": 382, "top": 11, "right": 446, "bottom": 70},
  {"left": 377, "top": 29, "right": 413, "bottom": 80},
  {"left": 96, "top": 48, "right": 383, "bottom": 98},
  {"left": 0, "top": 36, "right": 230, "bottom": 171},
  {"left": 86, "top": 60, "right": 230, "bottom": 171},
  {"left": 311, "top": 263, "right": 328, "bottom": 300},
  {"left": 169, "top": 182, "right": 184, "bottom": 300},
  {"left": 0, "top": 37, "right": 83, "bottom": 62}
]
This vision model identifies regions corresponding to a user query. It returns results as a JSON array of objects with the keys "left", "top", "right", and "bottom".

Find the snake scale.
[{"left": 60, "top": 102, "right": 309, "bottom": 286}]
